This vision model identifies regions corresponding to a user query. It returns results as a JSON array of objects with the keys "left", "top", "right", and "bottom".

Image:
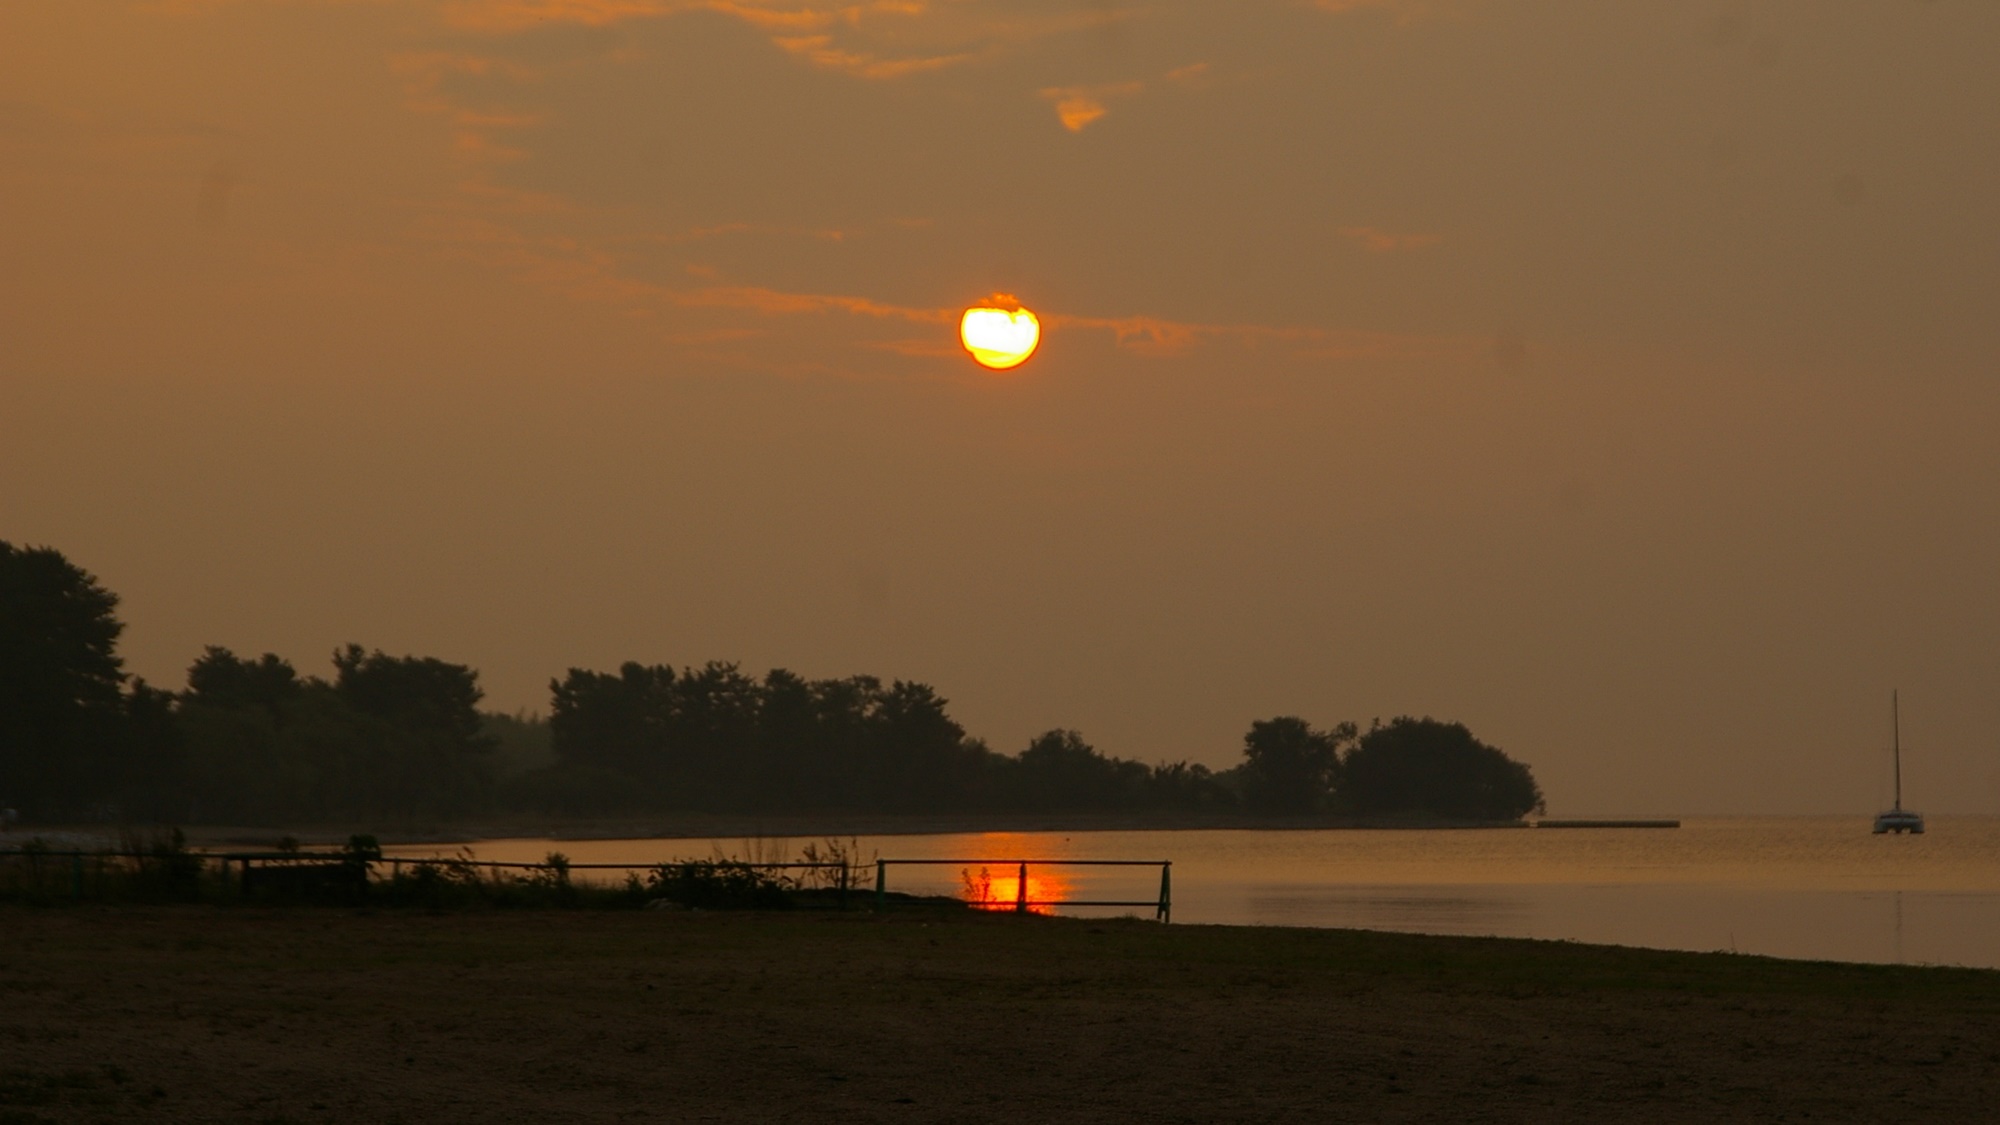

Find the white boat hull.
[{"left": 1873, "top": 810, "right": 1925, "bottom": 834}]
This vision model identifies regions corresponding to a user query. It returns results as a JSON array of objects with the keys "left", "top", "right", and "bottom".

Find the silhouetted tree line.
[
  {"left": 0, "top": 543, "right": 1542, "bottom": 826},
  {"left": 512, "top": 664, "right": 1238, "bottom": 816}
]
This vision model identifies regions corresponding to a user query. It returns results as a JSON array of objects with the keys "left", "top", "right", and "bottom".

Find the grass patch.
[{"left": 0, "top": 834, "right": 905, "bottom": 913}]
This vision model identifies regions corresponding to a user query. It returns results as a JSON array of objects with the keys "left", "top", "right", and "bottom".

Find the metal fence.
[
  {"left": 233, "top": 853, "right": 862, "bottom": 905},
  {"left": 874, "top": 858, "right": 1172, "bottom": 923},
  {"left": 0, "top": 847, "right": 206, "bottom": 900},
  {"left": 0, "top": 848, "right": 1173, "bottom": 921}
]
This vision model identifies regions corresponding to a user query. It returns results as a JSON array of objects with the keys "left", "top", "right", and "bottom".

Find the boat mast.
[{"left": 1892, "top": 689, "right": 1902, "bottom": 812}]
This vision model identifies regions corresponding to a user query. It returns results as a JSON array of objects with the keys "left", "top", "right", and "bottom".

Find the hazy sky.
[{"left": 4, "top": 0, "right": 1996, "bottom": 814}]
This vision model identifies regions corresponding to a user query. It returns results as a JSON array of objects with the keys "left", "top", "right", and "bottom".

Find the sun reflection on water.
[{"left": 960, "top": 865, "right": 1071, "bottom": 914}]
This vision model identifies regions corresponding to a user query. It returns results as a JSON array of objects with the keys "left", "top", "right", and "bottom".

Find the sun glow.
[
  {"left": 962, "top": 865, "right": 1070, "bottom": 914},
  {"left": 959, "top": 298, "right": 1040, "bottom": 370}
]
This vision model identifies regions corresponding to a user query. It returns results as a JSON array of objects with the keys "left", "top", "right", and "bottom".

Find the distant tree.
[
  {"left": 548, "top": 662, "right": 677, "bottom": 791},
  {"left": 482, "top": 710, "right": 554, "bottom": 778},
  {"left": 333, "top": 645, "right": 488, "bottom": 749},
  {"left": 542, "top": 661, "right": 767, "bottom": 812},
  {"left": 178, "top": 692, "right": 299, "bottom": 824},
  {"left": 177, "top": 648, "right": 319, "bottom": 823},
  {"left": 0, "top": 542, "right": 129, "bottom": 819},
  {"left": 1239, "top": 716, "right": 1354, "bottom": 814},
  {"left": 171, "top": 645, "right": 492, "bottom": 823},
  {"left": 1147, "top": 760, "right": 1234, "bottom": 811},
  {"left": 331, "top": 644, "right": 496, "bottom": 818},
  {"left": 531, "top": 659, "right": 1258, "bottom": 818},
  {"left": 1340, "top": 717, "right": 1543, "bottom": 822},
  {"left": 110, "top": 679, "right": 191, "bottom": 822},
  {"left": 538, "top": 664, "right": 1014, "bottom": 815},
  {"left": 1011, "top": 729, "right": 1151, "bottom": 811},
  {"left": 867, "top": 680, "right": 978, "bottom": 811},
  {"left": 186, "top": 647, "right": 303, "bottom": 713},
  {"left": 802, "top": 674, "right": 887, "bottom": 807},
  {"left": 754, "top": 668, "right": 851, "bottom": 810},
  {"left": 667, "top": 662, "right": 763, "bottom": 805}
]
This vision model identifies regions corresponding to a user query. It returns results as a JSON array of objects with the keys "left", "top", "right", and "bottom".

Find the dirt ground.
[{"left": 2, "top": 906, "right": 1997, "bottom": 1124}]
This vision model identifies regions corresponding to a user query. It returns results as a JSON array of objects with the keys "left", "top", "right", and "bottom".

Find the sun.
[{"left": 959, "top": 296, "right": 1040, "bottom": 371}]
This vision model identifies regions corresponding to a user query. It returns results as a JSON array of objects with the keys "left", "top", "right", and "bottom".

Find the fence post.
[
  {"left": 1015, "top": 863, "right": 1028, "bottom": 914},
  {"left": 1157, "top": 862, "right": 1171, "bottom": 924},
  {"left": 71, "top": 853, "right": 83, "bottom": 900},
  {"left": 838, "top": 863, "right": 850, "bottom": 911},
  {"left": 874, "top": 860, "right": 887, "bottom": 912}
]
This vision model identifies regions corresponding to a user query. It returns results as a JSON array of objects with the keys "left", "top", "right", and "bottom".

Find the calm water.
[{"left": 385, "top": 817, "right": 2000, "bottom": 969}]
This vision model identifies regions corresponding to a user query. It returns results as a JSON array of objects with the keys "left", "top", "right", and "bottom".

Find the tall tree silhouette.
[
  {"left": 186, "top": 646, "right": 303, "bottom": 714},
  {"left": 1342, "top": 717, "right": 1543, "bottom": 821},
  {"left": 1239, "top": 716, "right": 1353, "bottom": 814},
  {"left": 331, "top": 645, "right": 496, "bottom": 817},
  {"left": 177, "top": 648, "right": 317, "bottom": 823},
  {"left": 1013, "top": 729, "right": 1150, "bottom": 811},
  {"left": 0, "top": 542, "right": 129, "bottom": 818}
]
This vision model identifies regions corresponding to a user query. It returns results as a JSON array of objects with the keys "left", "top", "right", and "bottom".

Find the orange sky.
[{"left": 3, "top": 0, "right": 1997, "bottom": 814}]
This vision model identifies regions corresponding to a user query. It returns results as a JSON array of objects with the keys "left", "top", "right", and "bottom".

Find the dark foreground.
[{"left": 3, "top": 907, "right": 1997, "bottom": 1124}]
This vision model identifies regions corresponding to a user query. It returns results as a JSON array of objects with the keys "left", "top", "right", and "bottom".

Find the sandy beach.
[{"left": 2, "top": 905, "right": 1995, "bottom": 1123}]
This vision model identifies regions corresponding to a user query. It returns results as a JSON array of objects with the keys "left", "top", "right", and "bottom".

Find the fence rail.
[
  {"left": 0, "top": 848, "right": 1173, "bottom": 921},
  {"left": 236, "top": 854, "right": 862, "bottom": 905},
  {"left": 875, "top": 858, "right": 1172, "bottom": 923}
]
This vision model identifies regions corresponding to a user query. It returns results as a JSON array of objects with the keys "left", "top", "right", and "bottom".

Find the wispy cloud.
[
  {"left": 408, "top": 180, "right": 1467, "bottom": 371},
  {"left": 1045, "top": 311, "right": 1203, "bottom": 354},
  {"left": 391, "top": 51, "right": 546, "bottom": 164},
  {"left": 768, "top": 34, "right": 969, "bottom": 79},
  {"left": 1039, "top": 81, "right": 1144, "bottom": 132},
  {"left": 1037, "top": 59, "right": 1218, "bottom": 134},
  {"left": 1046, "top": 310, "right": 1469, "bottom": 361},
  {"left": 1337, "top": 225, "right": 1443, "bottom": 253},
  {"left": 431, "top": 0, "right": 1125, "bottom": 86},
  {"left": 644, "top": 221, "right": 855, "bottom": 244},
  {"left": 867, "top": 336, "right": 962, "bottom": 358},
  {"left": 154, "top": 0, "right": 1130, "bottom": 92},
  {"left": 434, "top": 0, "right": 994, "bottom": 82},
  {"left": 1308, "top": 0, "right": 1471, "bottom": 26},
  {"left": 707, "top": 0, "right": 928, "bottom": 32},
  {"left": 144, "top": 0, "right": 688, "bottom": 28},
  {"left": 665, "top": 284, "right": 953, "bottom": 323},
  {"left": 438, "top": 0, "right": 687, "bottom": 32}
]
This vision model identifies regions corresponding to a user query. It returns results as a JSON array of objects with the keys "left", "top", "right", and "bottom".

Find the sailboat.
[{"left": 1873, "top": 689, "right": 1925, "bottom": 835}]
